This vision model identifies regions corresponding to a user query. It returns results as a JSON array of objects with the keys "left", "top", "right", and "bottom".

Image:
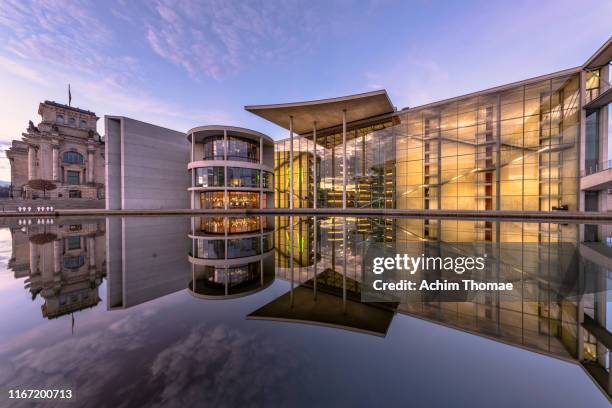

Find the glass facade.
[
  {"left": 275, "top": 73, "right": 580, "bottom": 212},
  {"left": 227, "top": 236, "right": 261, "bottom": 258},
  {"left": 227, "top": 167, "right": 260, "bottom": 188},
  {"left": 274, "top": 137, "right": 316, "bottom": 208},
  {"left": 585, "top": 112, "right": 599, "bottom": 174},
  {"left": 202, "top": 135, "right": 225, "bottom": 160},
  {"left": 262, "top": 171, "right": 273, "bottom": 189},
  {"left": 227, "top": 136, "right": 259, "bottom": 162},
  {"left": 228, "top": 191, "right": 260, "bottom": 209},
  {"left": 195, "top": 167, "right": 224, "bottom": 187},
  {"left": 190, "top": 262, "right": 264, "bottom": 294},
  {"left": 200, "top": 191, "right": 225, "bottom": 209},
  {"left": 197, "top": 216, "right": 267, "bottom": 234},
  {"left": 195, "top": 239, "right": 225, "bottom": 259},
  {"left": 190, "top": 129, "right": 273, "bottom": 210}
]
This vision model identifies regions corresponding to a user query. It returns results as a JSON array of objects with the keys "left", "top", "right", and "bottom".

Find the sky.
[{"left": 0, "top": 0, "right": 610, "bottom": 181}]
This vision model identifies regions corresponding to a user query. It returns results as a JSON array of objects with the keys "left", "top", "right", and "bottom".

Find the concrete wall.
[
  {"left": 105, "top": 118, "right": 122, "bottom": 209},
  {"left": 105, "top": 116, "right": 190, "bottom": 209}
]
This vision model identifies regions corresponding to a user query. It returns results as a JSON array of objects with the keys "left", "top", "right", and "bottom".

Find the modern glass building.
[
  {"left": 246, "top": 37, "right": 612, "bottom": 215},
  {"left": 187, "top": 126, "right": 275, "bottom": 210}
]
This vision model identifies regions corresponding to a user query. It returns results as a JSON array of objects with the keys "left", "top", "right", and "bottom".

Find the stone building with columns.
[{"left": 6, "top": 100, "right": 105, "bottom": 200}]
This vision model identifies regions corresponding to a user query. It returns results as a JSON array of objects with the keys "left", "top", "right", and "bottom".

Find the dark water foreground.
[{"left": 0, "top": 215, "right": 610, "bottom": 407}]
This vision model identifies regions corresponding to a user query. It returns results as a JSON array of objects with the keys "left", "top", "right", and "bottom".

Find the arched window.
[
  {"left": 79, "top": 119, "right": 87, "bottom": 129},
  {"left": 68, "top": 117, "right": 76, "bottom": 127},
  {"left": 63, "top": 151, "right": 84, "bottom": 164},
  {"left": 56, "top": 115, "right": 64, "bottom": 125}
]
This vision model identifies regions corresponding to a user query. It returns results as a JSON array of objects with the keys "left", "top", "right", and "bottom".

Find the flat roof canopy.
[{"left": 245, "top": 90, "right": 395, "bottom": 135}]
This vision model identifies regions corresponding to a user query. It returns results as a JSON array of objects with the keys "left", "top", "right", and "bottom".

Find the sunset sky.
[{"left": 0, "top": 0, "right": 610, "bottom": 181}]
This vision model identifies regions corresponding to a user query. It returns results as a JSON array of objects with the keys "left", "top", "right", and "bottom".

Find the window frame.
[{"left": 66, "top": 170, "right": 81, "bottom": 185}]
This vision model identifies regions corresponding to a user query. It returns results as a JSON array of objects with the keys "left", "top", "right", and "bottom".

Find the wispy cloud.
[
  {"left": 0, "top": 0, "right": 233, "bottom": 135},
  {"left": 0, "top": 55, "right": 48, "bottom": 86},
  {"left": 144, "top": 0, "right": 319, "bottom": 79},
  {"left": 149, "top": 323, "right": 299, "bottom": 407},
  {"left": 0, "top": 0, "right": 136, "bottom": 85}
]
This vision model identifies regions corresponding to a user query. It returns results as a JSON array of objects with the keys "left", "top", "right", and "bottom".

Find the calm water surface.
[{"left": 0, "top": 215, "right": 610, "bottom": 407}]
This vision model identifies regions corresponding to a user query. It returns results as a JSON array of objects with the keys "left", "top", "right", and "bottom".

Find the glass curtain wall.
[
  {"left": 274, "top": 74, "right": 579, "bottom": 211},
  {"left": 273, "top": 121, "right": 396, "bottom": 209},
  {"left": 274, "top": 136, "right": 315, "bottom": 208},
  {"left": 396, "top": 74, "right": 580, "bottom": 212}
]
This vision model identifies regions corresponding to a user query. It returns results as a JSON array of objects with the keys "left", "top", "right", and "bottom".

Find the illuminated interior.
[{"left": 274, "top": 74, "right": 580, "bottom": 212}]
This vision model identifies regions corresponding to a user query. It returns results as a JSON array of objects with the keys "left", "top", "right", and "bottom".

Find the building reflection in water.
[
  {"left": 106, "top": 216, "right": 192, "bottom": 309},
  {"left": 258, "top": 215, "right": 397, "bottom": 336},
  {"left": 4, "top": 215, "right": 612, "bottom": 398},
  {"left": 264, "top": 216, "right": 612, "bottom": 398},
  {"left": 7, "top": 217, "right": 106, "bottom": 319},
  {"left": 188, "top": 216, "right": 275, "bottom": 299}
]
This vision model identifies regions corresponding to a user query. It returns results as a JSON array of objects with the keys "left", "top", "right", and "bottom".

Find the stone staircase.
[{"left": 0, "top": 199, "right": 104, "bottom": 212}]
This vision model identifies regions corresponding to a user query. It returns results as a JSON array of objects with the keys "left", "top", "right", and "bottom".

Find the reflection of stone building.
[
  {"left": 8, "top": 218, "right": 106, "bottom": 319},
  {"left": 188, "top": 216, "right": 275, "bottom": 299},
  {"left": 6, "top": 101, "right": 105, "bottom": 200}
]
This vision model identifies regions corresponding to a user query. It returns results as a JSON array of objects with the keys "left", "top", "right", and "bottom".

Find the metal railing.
[{"left": 583, "top": 160, "right": 612, "bottom": 176}]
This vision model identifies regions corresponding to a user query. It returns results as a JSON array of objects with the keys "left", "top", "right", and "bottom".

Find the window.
[
  {"left": 263, "top": 233, "right": 274, "bottom": 252},
  {"left": 262, "top": 171, "right": 273, "bottom": 189},
  {"left": 585, "top": 70, "right": 600, "bottom": 103},
  {"left": 200, "top": 191, "right": 225, "bottom": 209},
  {"left": 227, "top": 236, "right": 261, "bottom": 258},
  {"left": 68, "top": 117, "right": 76, "bottom": 127},
  {"left": 69, "top": 190, "right": 82, "bottom": 198},
  {"left": 66, "top": 236, "right": 81, "bottom": 250},
  {"left": 63, "top": 151, "right": 84, "bottom": 164},
  {"left": 195, "top": 167, "right": 224, "bottom": 187},
  {"left": 56, "top": 115, "right": 64, "bottom": 125},
  {"left": 228, "top": 191, "right": 260, "bottom": 209},
  {"left": 227, "top": 167, "right": 260, "bottom": 188},
  {"left": 585, "top": 112, "right": 599, "bottom": 174},
  {"left": 66, "top": 171, "right": 80, "bottom": 185},
  {"left": 227, "top": 136, "right": 259, "bottom": 162},
  {"left": 608, "top": 102, "right": 612, "bottom": 163},
  {"left": 79, "top": 120, "right": 87, "bottom": 129},
  {"left": 195, "top": 239, "right": 225, "bottom": 259},
  {"left": 63, "top": 255, "right": 85, "bottom": 269},
  {"left": 201, "top": 135, "right": 225, "bottom": 160}
]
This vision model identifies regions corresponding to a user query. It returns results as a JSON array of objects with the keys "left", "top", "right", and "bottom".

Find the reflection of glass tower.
[
  {"left": 188, "top": 216, "right": 275, "bottom": 299},
  {"left": 8, "top": 218, "right": 106, "bottom": 319},
  {"left": 266, "top": 215, "right": 612, "bottom": 398}
]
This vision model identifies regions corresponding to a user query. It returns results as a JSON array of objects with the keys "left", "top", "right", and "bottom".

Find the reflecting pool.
[{"left": 0, "top": 215, "right": 611, "bottom": 407}]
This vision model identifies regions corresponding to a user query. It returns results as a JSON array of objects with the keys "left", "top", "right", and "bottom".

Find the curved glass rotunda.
[{"left": 187, "top": 126, "right": 275, "bottom": 210}]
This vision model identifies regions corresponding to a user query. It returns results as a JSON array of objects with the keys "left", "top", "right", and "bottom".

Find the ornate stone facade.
[{"left": 6, "top": 101, "right": 105, "bottom": 200}]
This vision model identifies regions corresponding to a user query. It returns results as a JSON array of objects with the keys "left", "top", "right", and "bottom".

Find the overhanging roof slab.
[{"left": 245, "top": 90, "right": 395, "bottom": 135}]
